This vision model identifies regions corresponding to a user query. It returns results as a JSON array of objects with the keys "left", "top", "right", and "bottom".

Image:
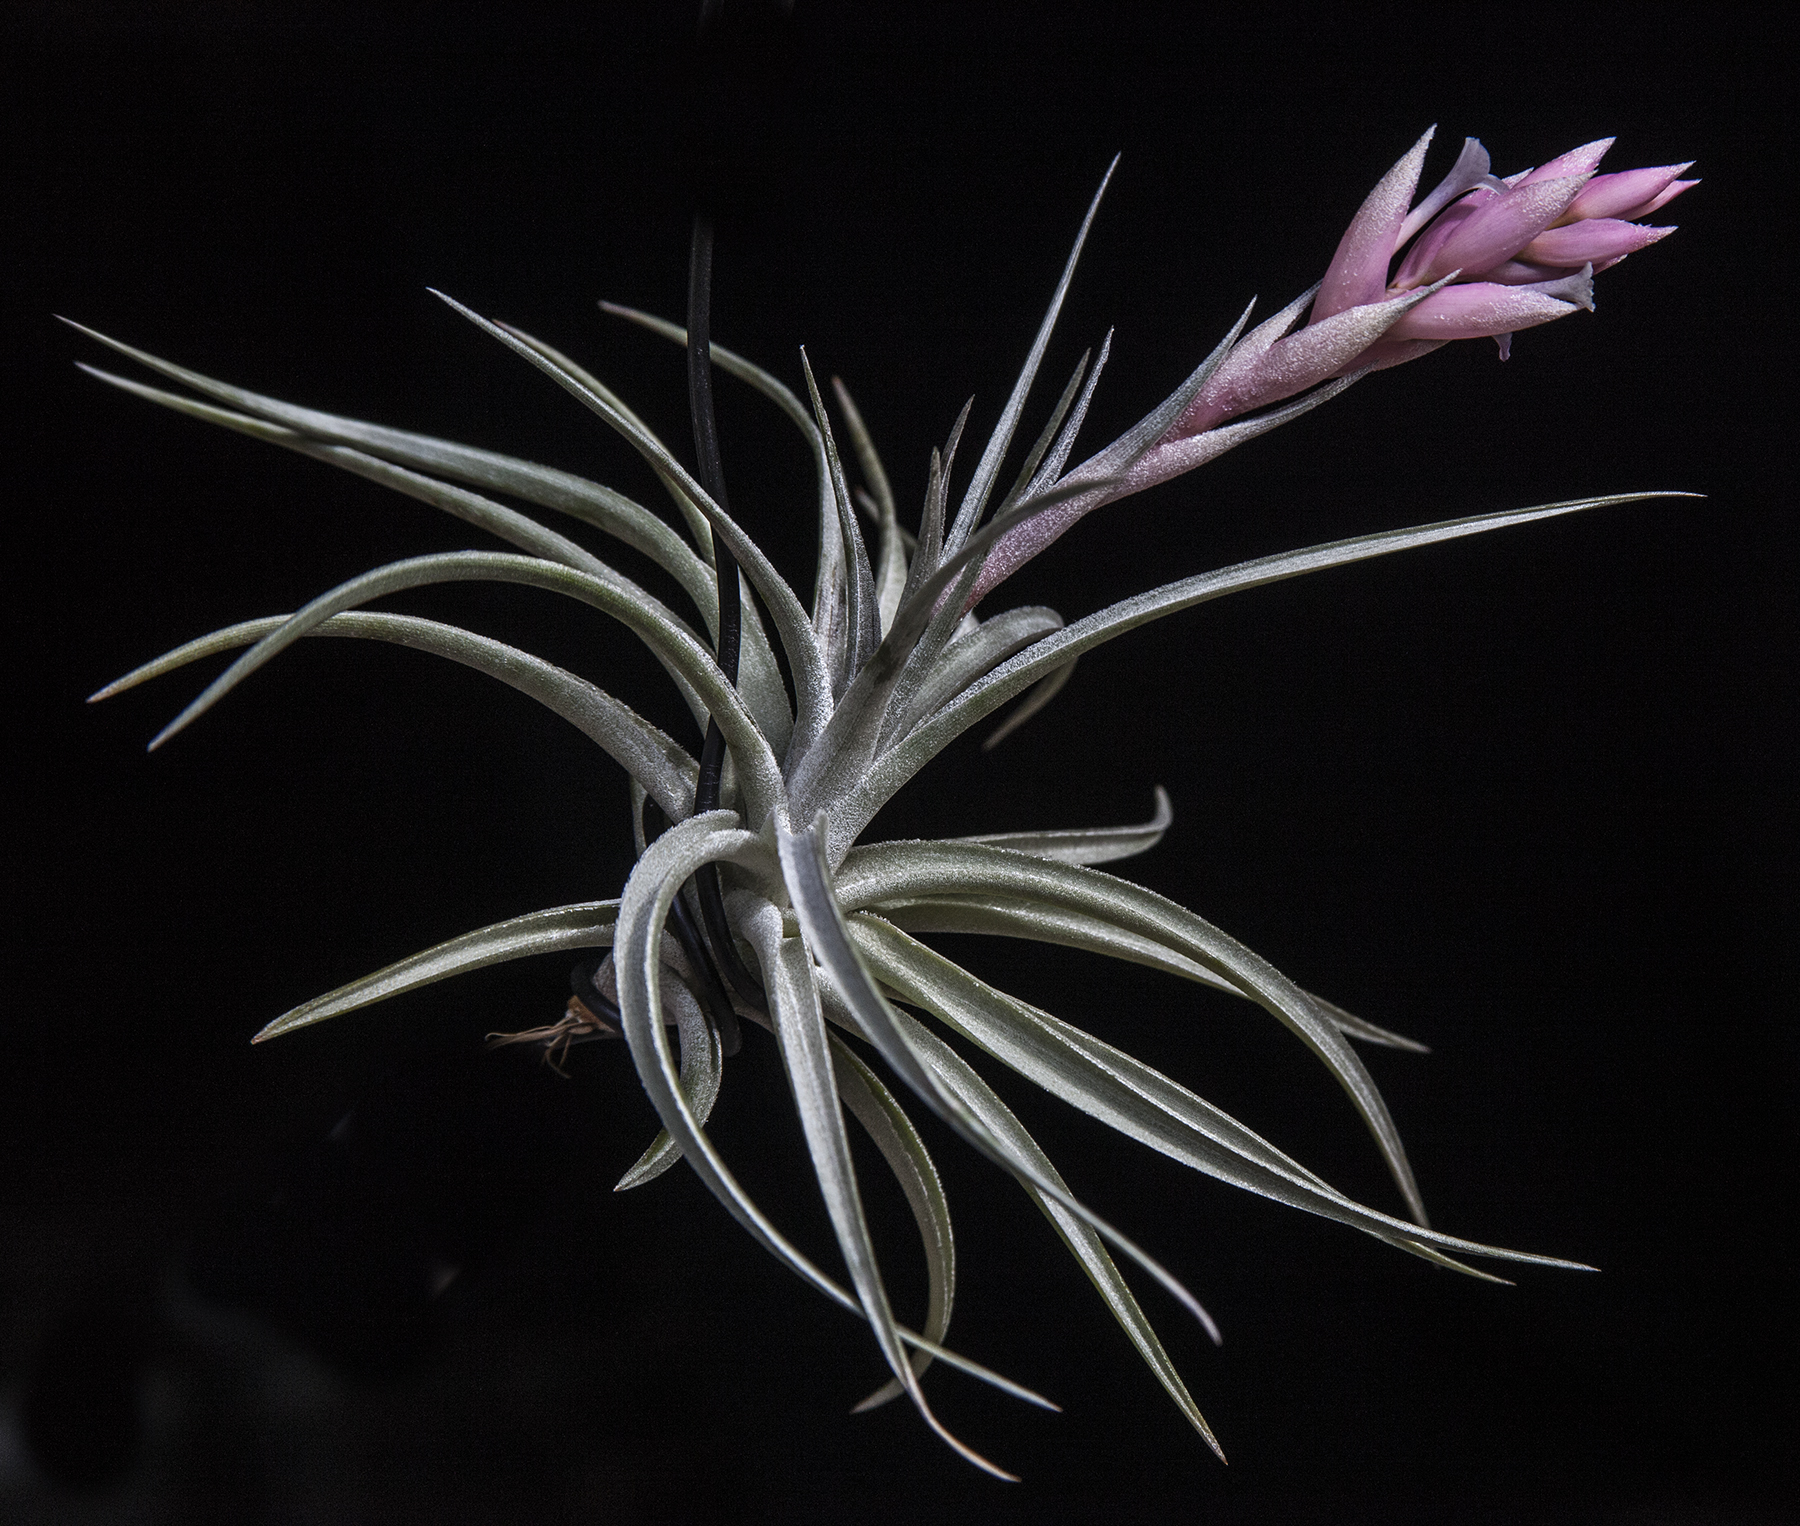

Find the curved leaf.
[
  {"left": 597, "top": 300, "right": 843, "bottom": 649},
  {"left": 740, "top": 900, "right": 1009, "bottom": 1477},
  {"left": 254, "top": 901, "right": 620, "bottom": 1042},
  {"left": 484, "top": 322, "right": 794, "bottom": 754},
  {"left": 76, "top": 365, "right": 726, "bottom": 737},
  {"left": 832, "top": 1036, "right": 955, "bottom": 1412},
  {"left": 1022, "top": 332, "right": 1111, "bottom": 503},
  {"left": 828, "top": 376, "right": 897, "bottom": 527},
  {"left": 870, "top": 890, "right": 1425, "bottom": 1051},
  {"left": 850, "top": 916, "right": 1569, "bottom": 1273},
  {"left": 800, "top": 351, "right": 880, "bottom": 696},
  {"left": 63, "top": 326, "right": 714, "bottom": 610},
  {"left": 610, "top": 814, "right": 1054, "bottom": 1418},
  {"left": 778, "top": 814, "right": 1225, "bottom": 1339},
  {"left": 832, "top": 839, "right": 1430, "bottom": 1225},
  {"left": 785, "top": 472, "right": 1116, "bottom": 822},
  {"left": 839, "top": 492, "right": 1697, "bottom": 854},
  {"left": 817, "top": 978, "right": 1222, "bottom": 1455},
  {"left": 431, "top": 291, "right": 833, "bottom": 758},
  {"left": 144, "top": 551, "right": 784, "bottom": 827},
  {"left": 875, "top": 606, "right": 1065, "bottom": 754},
  {"left": 981, "top": 655, "right": 1078, "bottom": 750},
  {"left": 899, "top": 404, "right": 968, "bottom": 605},
  {"left": 92, "top": 610, "right": 698, "bottom": 821},
  {"left": 996, "top": 347, "right": 1094, "bottom": 520},
  {"left": 615, "top": 973, "right": 724, "bottom": 1189},
  {"left": 946, "top": 786, "right": 1173, "bottom": 866}
]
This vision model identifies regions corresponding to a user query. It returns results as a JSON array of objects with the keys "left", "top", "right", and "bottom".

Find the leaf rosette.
[{"left": 75, "top": 133, "right": 1692, "bottom": 1474}]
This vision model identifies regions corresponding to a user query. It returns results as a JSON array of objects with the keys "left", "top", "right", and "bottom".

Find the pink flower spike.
[
  {"left": 1387, "top": 268, "right": 1594, "bottom": 343},
  {"left": 1512, "top": 137, "right": 1614, "bottom": 187},
  {"left": 1311, "top": 127, "right": 1434, "bottom": 324},
  {"left": 1522, "top": 219, "right": 1674, "bottom": 269},
  {"left": 1562, "top": 162, "right": 1695, "bottom": 223},
  {"left": 1402, "top": 173, "right": 1592, "bottom": 288}
]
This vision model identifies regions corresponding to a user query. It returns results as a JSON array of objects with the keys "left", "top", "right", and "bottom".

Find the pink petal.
[
  {"left": 1469, "top": 258, "right": 1577, "bottom": 286},
  {"left": 1522, "top": 219, "right": 1674, "bottom": 267},
  {"left": 1403, "top": 174, "right": 1592, "bottom": 287},
  {"left": 1562, "top": 162, "right": 1694, "bottom": 223},
  {"left": 1387, "top": 271, "right": 1593, "bottom": 343},
  {"left": 1391, "top": 192, "right": 1487, "bottom": 290},
  {"left": 1621, "top": 177, "right": 1698, "bottom": 220},
  {"left": 1311, "top": 127, "right": 1434, "bottom": 323},
  {"left": 1511, "top": 137, "right": 1614, "bottom": 187}
]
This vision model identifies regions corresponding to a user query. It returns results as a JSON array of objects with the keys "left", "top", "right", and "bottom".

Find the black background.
[{"left": 5, "top": 3, "right": 1791, "bottom": 1522}]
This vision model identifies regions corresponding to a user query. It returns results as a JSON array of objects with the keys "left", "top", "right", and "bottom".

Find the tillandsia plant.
[{"left": 73, "top": 125, "right": 1693, "bottom": 1477}]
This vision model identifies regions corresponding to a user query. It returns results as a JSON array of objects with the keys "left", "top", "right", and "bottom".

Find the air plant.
[{"left": 73, "top": 126, "right": 1693, "bottom": 1477}]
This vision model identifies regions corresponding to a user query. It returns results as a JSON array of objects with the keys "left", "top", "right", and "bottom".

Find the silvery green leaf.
[
  {"left": 787, "top": 472, "right": 1118, "bottom": 824},
  {"left": 777, "top": 814, "right": 1223, "bottom": 1337},
  {"left": 254, "top": 901, "right": 620, "bottom": 1043},
  {"left": 1306, "top": 995, "right": 1430, "bottom": 1053},
  {"left": 875, "top": 606, "right": 1064, "bottom": 753},
  {"left": 947, "top": 786, "right": 1172, "bottom": 866},
  {"left": 432, "top": 291, "right": 833, "bottom": 758},
  {"left": 77, "top": 366, "right": 736, "bottom": 736},
  {"left": 77, "top": 369, "right": 606, "bottom": 572},
  {"left": 980, "top": 656, "right": 1077, "bottom": 751},
  {"left": 828, "top": 376, "right": 897, "bottom": 526},
  {"left": 849, "top": 915, "right": 1570, "bottom": 1272},
  {"left": 841, "top": 493, "right": 1697, "bottom": 853},
  {"left": 596, "top": 300, "right": 844, "bottom": 647},
  {"left": 1023, "top": 332, "right": 1111, "bottom": 499},
  {"left": 615, "top": 974, "right": 723, "bottom": 1190},
  {"left": 823, "top": 982, "right": 1221, "bottom": 1455},
  {"left": 869, "top": 890, "right": 1426, "bottom": 1051},
  {"left": 71, "top": 353, "right": 794, "bottom": 755},
  {"left": 871, "top": 889, "right": 1237, "bottom": 994},
  {"left": 611, "top": 813, "right": 1052, "bottom": 1415},
  {"left": 832, "top": 1036, "right": 955, "bottom": 1412},
  {"left": 944, "top": 156, "right": 1118, "bottom": 556},
  {"left": 91, "top": 610, "right": 698, "bottom": 821},
  {"left": 898, "top": 401, "right": 969, "bottom": 606},
  {"left": 741, "top": 903, "right": 1009, "bottom": 1479},
  {"left": 832, "top": 839, "right": 1430, "bottom": 1226},
  {"left": 598, "top": 299, "right": 822, "bottom": 456},
  {"left": 480, "top": 324, "right": 796, "bottom": 751},
  {"left": 146, "top": 550, "right": 785, "bottom": 825},
  {"left": 63, "top": 321, "right": 714, "bottom": 610},
  {"left": 491, "top": 319, "right": 715, "bottom": 551},
  {"left": 801, "top": 351, "right": 880, "bottom": 695},
  {"left": 994, "top": 347, "right": 1091, "bottom": 518},
  {"left": 863, "top": 486, "right": 910, "bottom": 639}
]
